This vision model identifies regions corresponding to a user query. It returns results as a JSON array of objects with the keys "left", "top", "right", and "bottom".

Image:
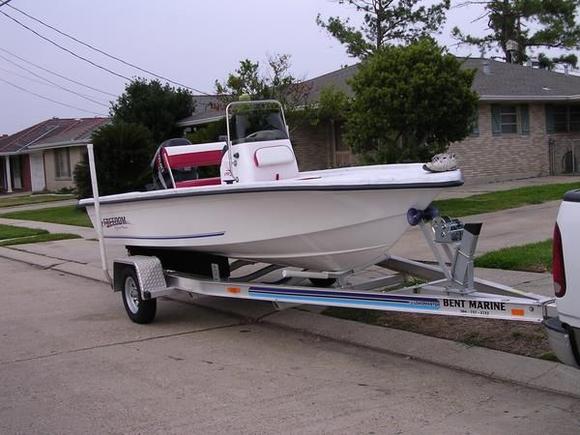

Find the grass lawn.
[
  {"left": 1, "top": 205, "right": 92, "bottom": 227},
  {"left": 474, "top": 239, "right": 553, "bottom": 273},
  {"left": 433, "top": 182, "right": 580, "bottom": 217},
  {"left": 0, "top": 223, "right": 80, "bottom": 246},
  {"left": 0, "top": 224, "right": 45, "bottom": 240},
  {"left": 0, "top": 194, "right": 74, "bottom": 208}
]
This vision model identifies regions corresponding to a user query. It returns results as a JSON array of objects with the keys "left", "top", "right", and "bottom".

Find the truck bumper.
[{"left": 544, "top": 317, "right": 580, "bottom": 368}]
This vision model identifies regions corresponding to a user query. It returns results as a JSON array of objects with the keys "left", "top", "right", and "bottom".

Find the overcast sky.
[{"left": 0, "top": 0, "right": 492, "bottom": 134}]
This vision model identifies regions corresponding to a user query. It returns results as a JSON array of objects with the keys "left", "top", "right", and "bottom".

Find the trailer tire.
[{"left": 121, "top": 267, "right": 157, "bottom": 324}]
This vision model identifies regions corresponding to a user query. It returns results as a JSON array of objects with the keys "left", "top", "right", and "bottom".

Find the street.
[{"left": 1, "top": 257, "right": 579, "bottom": 434}]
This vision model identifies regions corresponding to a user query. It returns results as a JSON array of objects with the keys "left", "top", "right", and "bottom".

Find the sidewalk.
[
  {"left": 439, "top": 175, "right": 580, "bottom": 199},
  {"left": 0, "top": 198, "right": 77, "bottom": 214},
  {"left": 0, "top": 217, "right": 95, "bottom": 239}
]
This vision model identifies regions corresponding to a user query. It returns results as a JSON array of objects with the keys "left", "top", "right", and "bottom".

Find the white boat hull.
[{"left": 83, "top": 164, "right": 462, "bottom": 271}]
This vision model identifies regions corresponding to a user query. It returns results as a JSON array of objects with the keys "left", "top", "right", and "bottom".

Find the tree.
[
  {"left": 215, "top": 54, "right": 312, "bottom": 130},
  {"left": 316, "top": 0, "right": 450, "bottom": 58},
  {"left": 74, "top": 78, "right": 193, "bottom": 197},
  {"left": 111, "top": 78, "right": 194, "bottom": 144},
  {"left": 538, "top": 53, "right": 578, "bottom": 71},
  {"left": 316, "top": 86, "right": 351, "bottom": 121},
  {"left": 74, "top": 122, "right": 154, "bottom": 198},
  {"left": 345, "top": 38, "right": 479, "bottom": 164},
  {"left": 452, "top": 1, "right": 580, "bottom": 67},
  {"left": 215, "top": 54, "right": 310, "bottom": 113},
  {"left": 186, "top": 120, "right": 226, "bottom": 144}
]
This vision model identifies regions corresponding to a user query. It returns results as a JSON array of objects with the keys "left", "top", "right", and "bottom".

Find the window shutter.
[
  {"left": 519, "top": 105, "right": 530, "bottom": 135},
  {"left": 546, "top": 105, "right": 555, "bottom": 134},
  {"left": 491, "top": 105, "right": 501, "bottom": 135},
  {"left": 470, "top": 106, "right": 480, "bottom": 136}
]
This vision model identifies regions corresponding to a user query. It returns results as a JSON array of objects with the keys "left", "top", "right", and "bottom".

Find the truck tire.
[{"left": 121, "top": 267, "right": 157, "bottom": 324}]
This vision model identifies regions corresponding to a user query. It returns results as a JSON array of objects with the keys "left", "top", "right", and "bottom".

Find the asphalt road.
[{"left": 1, "top": 257, "right": 579, "bottom": 435}]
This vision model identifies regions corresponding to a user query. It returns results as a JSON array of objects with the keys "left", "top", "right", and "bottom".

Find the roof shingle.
[{"left": 0, "top": 117, "right": 110, "bottom": 154}]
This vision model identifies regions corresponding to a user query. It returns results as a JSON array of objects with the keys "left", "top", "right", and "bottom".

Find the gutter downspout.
[{"left": 329, "top": 119, "right": 337, "bottom": 168}]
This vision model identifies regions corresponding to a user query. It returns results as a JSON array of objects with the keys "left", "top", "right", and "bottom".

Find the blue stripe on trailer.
[
  {"left": 248, "top": 286, "right": 441, "bottom": 310},
  {"left": 248, "top": 291, "right": 440, "bottom": 311}
]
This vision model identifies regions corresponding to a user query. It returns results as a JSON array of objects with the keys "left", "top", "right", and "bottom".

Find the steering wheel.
[{"left": 245, "top": 130, "right": 281, "bottom": 141}]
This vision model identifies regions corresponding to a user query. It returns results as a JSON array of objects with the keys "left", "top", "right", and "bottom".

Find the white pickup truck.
[{"left": 545, "top": 189, "right": 580, "bottom": 368}]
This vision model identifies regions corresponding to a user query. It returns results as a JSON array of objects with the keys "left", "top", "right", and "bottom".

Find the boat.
[{"left": 80, "top": 100, "right": 463, "bottom": 272}]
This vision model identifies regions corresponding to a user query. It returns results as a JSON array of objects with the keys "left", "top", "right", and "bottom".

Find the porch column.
[{"left": 4, "top": 156, "right": 12, "bottom": 193}]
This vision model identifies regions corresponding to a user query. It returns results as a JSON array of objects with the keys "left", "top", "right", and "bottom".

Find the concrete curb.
[{"left": 1, "top": 246, "right": 579, "bottom": 399}]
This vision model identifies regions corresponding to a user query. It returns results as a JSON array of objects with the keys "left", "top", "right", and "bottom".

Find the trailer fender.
[{"left": 113, "top": 256, "right": 167, "bottom": 299}]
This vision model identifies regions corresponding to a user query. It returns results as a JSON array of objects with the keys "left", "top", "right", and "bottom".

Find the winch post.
[
  {"left": 450, "top": 223, "right": 482, "bottom": 292},
  {"left": 417, "top": 211, "right": 484, "bottom": 294},
  {"left": 419, "top": 221, "right": 453, "bottom": 281}
]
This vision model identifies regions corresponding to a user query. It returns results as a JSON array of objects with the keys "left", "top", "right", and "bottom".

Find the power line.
[
  {"left": 0, "top": 77, "right": 107, "bottom": 116},
  {"left": 0, "top": 64, "right": 52, "bottom": 86},
  {"left": 0, "top": 9, "right": 134, "bottom": 82},
  {"left": 0, "top": 63, "right": 89, "bottom": 93},
  {"left": 5, "top": 4, "right": 213, "bottom": 96},
  {"left": 0, "top": 53, "right": 109, "bottom": 107},
  {"left": 0, "top": 46, "right": 117, "bottom": 97}
]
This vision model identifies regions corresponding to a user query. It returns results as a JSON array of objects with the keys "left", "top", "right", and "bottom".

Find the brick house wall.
[
  {"left": 548, "top": 132, "right": 580, "bottom": 175},
  {"left": 311, "top": 102, "right": 579, "bottom": 184},
  {"left": 290, "top": 121, "right": 334, "bottom": 171},
  {"left": 449, "top": 103, "right": 550, "bottom": 184},
  {"left": 449, "top": 102, "right": 580, "bottom": 182}
]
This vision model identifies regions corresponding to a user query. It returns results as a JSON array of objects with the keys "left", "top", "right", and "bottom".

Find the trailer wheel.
[{"left": 121, "top": 267, "right": 156, "bottom": 324}]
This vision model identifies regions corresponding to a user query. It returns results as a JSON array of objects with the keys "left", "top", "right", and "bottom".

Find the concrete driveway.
[{"left": 1, "top": 257, "right": 579, "bottom": 434}]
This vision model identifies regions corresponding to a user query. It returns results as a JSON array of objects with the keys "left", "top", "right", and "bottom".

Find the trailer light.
[
  {"left": 552, "top": 223, "right": 566, "bottom": 298},
  {"left": 227, "top": 287, "right": 241, "bottom": 294},
  {"left": 511, "top": 308, "right": 524, "bottom": 316}
]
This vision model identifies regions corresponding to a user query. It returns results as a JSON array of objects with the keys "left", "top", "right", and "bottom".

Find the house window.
[
  {"left": 547, "top": 104, "right": 580, "bottom": 133},
  {"left": 55, "top": 148, "right": 71, "bottom": 179},
  {"left": 491, "top": 104, "right": 530, "bottom": 136},
  {"left": 500, "top": 105, "right": 518, "bottom": 133},
  {"left": 572, "top": 106, "right": 580, "bottom": 132}
]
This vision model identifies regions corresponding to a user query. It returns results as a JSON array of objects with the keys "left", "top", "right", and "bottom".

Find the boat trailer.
[
  {"left": 107, "top": 214, "right": 556, "bottom": 325},
  {"left": 85, "top": 144, "right": 556, "bottom": 327}
]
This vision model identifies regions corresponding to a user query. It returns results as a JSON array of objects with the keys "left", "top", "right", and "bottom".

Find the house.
[
  {"left": 0, "top": 117, "right": 110, "bottom": 193},
  {"left": 178, "top": 59, "right": 580, "bottom": 183}
]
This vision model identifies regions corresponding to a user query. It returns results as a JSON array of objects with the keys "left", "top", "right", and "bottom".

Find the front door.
[{"left": 10, "top": 155, "right": 22, "bottom": 190}]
